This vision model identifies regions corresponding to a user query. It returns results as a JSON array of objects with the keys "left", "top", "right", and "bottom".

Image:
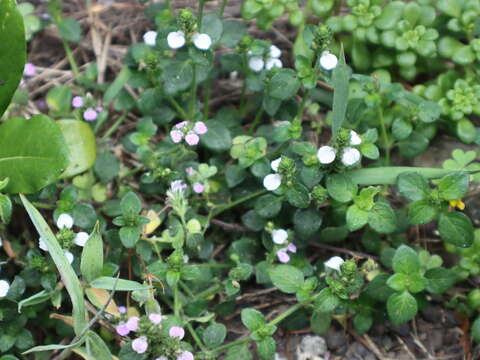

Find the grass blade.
[{"left": 331, "top": 45, "right": 350, "bottom": 140}]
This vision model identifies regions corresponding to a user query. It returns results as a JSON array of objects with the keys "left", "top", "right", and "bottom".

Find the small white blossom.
[
  {"left": 167, "top": 31, "right": 186, "bottom": 49},
  {"left": 272, "top": 229, "right": 288, "bottom": 244},
  {"left": 170, "top": 180, "right": 187, "bottom": 193},
  {"left": 265, "top": 58, "right": 282, "bottom": 70},
  {"left": 74, "top": 232, "right": 89, "bottom": 247},
  {"left": 143, "top": 31, "right": 157, "bottom": 46},
  {"left": 271, "top": 158, "right": 282, "bottom": 172},
  {"left": 263, "top": 173, "right": 282, "bottom": 191},
  {"left": 269, "top": 45, "right": 281, "bottom": 59},
  {"left": 324, "top": 256, "right": 344, "bottom": 271},
  {"left": 0, "top": 236, "right": 2, "bottom": 248},
  {"left": 248, "top": 56, "right": 264, "bottom": 72},
  {"left": 341, "top": 147, "right": 361, "bottom": 166},
  {"left": 319, "top": 51, "right": 338, "bottom": 71},
  {"left": 317, "top": 146, "right": 336, "bottom": 164},
  {"left": 350, "top": 130, "right": 362, "bottom": 145},
  {"left": 39, "top": 237, "right": 48, "bottom": 251},
  {"left": 64, "top": 250, "right": 74, "bottom": 264},
  {"left": 56, "top": 214, "right": 74, "bottom": 229},
  {"left": 0, "top": 280, "right": 9, "bottom": 297},
  {"left": 192, "top": 33, "right": 212, "bottom": 50}
]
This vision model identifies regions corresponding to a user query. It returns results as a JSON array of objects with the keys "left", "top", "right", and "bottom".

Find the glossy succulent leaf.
[
  {"left": 0, "top": 0, "right": 26, "bottom": 118},
  {"left": 0, "top": 115, "right": 69, "bottom": 194}
]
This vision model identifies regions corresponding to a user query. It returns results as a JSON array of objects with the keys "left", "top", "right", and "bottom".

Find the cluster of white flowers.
[
  {"left": 263, "top": 158, "right": 282, "bottom": 191},
  {"left": 317, "top": 130, "right": 362, "bottom": 167},
  {"left": 166, "top": 30, "right": 212, "bottom": 51},
  {"left": 248, "top": 45, "right": 283, "bottom": 72},
  {"left": 324, "top": 256, "right": 344, "bottom": 271},
  {"left": 319, "top": 51, "right": 338, "bottom": 71},
  {"left": 38, "top": 213, "right": 90, "bottom": 264}
]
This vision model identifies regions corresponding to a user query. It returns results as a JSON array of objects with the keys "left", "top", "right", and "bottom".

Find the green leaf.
[
  {"left": 200, "top": 120, "right": 232, "bottom": 151},
  {"left": 331, "top": 46, "right": 350, "bottom": 139},
  {"left": 0, "top": 115, "right": 69, "bottom": 194},
  {"left": 326, "top": 173, "right": 357, "bottom": 203},
  {"left": 18, "top": 290, "right": 52, "bottom": 313},
  {"left": 203, "top": 323, "right": 227, "bottom": 348},
  {"left": 438, "top": 171, "right": 469, "bottom": 200},
  {"left": 268, "top": 265, "right": 304, "bottom": 294},
  {"left": 368, "top": 202, "right": 397, "bottom": 234},
  {"left": 0, "top": 0, "right": 26, "bottom": 118},
  {"left": 387, "top": 291, "right": 417, "bottom": 324},
  {"left": 20, "top": 195, "right": 86, "bottom": 335},
  {"left": 438, "top": 212, "right": 474, "bottom": 248},
  {"left": 162, "top": 61, "right": 193, "bottom": 95},
  {"left": 58, "top": 120, "right": 97, "bottom": 178},
  {"left": 103, "top": 66, "right": 131, "bottom": 105},
  {"left": 314, "top": 288, "right": 340, "bottom": 312},
  {"left": 346, "top": 205, "right": 368, "bottom": 231},
  {"left": 22, "top": 337, "right": 85, "bottom": 355},
  {"left": 225, "top": 344, "right": 253, "bottom": 360},
  {"left": 121, "top": 191, "right": 142, "bottom": 214},
  {"left": 353, "top": 313, "right": 373, "bottom": 334},
  {"left": 254, "top": 194, "right": 282, "bottom": 218},
  {"left": 46, "top": 86, "right": 72, "bottom": 113},
  {"left": 375, "top": 1, "right": 405, "bottom": 30},
  {"left": 311, "top": 311, "right": 332, "bottom": 335},
  {"left": 268, "top": 69, "right": 300, "bottom": 101},
  {"left": 348, "top": 167, "right": 457, "bottom": 185},
  {"left": 241, "top": 308, "right": 265, "bottom": 331},
  {"left": 200, "top": 13, "right": 223, "bottom": 44},
  {"left": 58, "top": 18, "right": 81, "bottom": 42},
  {"left": 85, "top": 331, "right": 112, "bottom": 360},
  {"left": 0, "top": 194, "right": 12, "bottom": 223},
  {"left": 425, "top": 267, "right": 457, "bottom": 294},
  {"left": 81, "top": 222, "right": 103, "bottom": 283},
  {"left": 407, "top": 200, "right": 437, "bottom": 225},
  {"left": 386, "top": 273, "right": 409, "bottom": 292},
  {"left": 397, "top": 172, "right": 429, "bottom": 201},
  {"left": 392, "top": 245, "right": 420, "bottom": 274},
  {"left": 293, "top": 208, "right": 322, "bottom": 237},
  {"left": 89, "top": 277, "right": 148, "bottom": 291},
  {"left": 285, "top": 183, "right": 311, "bottom": 208},
  {"left": 472, "top": 317, "right": 480, "bottom": 343},
  {"left": 257, "top": 337, "right": 276, "bottom": 360},
  {"left": 119, "top": 226, "right": 140, "bottom": 248}
]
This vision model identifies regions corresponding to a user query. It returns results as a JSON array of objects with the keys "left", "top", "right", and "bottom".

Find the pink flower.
[
  {"left": 169, "top": 326, "right": 185, "bottom": 340},
  {"left": 193, "top": 183, "right": 205, "bottom": 194},
  {"left": 116, "top": 322, "right": 130, "bottom": 336},
  {"left": 96, "top": 106, "right": 104, "bottom": 112},
  {"left": 277, "top": 249, "right": 290, "bottom": 263},
  {"left": 177, "top": 351, "right": 194, "bottom": 360},
  {"left": 125, "top": 316, "right": 139, "bottom": 331},
  {"left": 170, "top": 130, "right": 183, "bottom": 143},
  {"left": 287, "top": 243, "right": 297, "bottom": 253},
  {"left": 118, "top": 306, "right": 127, "bottom": 314},
  {"left": 72, "top": 96, "right": 84, "bottom": 108},
  {"left": 132, "top": 336, "right": 148, "bottom": 354},
  {"left": 24, "top": 63, "right": 36, "bottom": 77},
  {"left": 185, "top": 132, "right": 199, "bottom": 146},
  {"left": 194, "top": 121, "right": 208, "bottom": 135},
  {"left": 148, "top": 313, "right": 162, "bottom": 325},
  {"left": 175, "top": 121, "right": 188, "bottom": 129},
  {"left": 83, "top": 108, "right": 98, "bottom": 121},
  {"left": 185, "top": 167, "right": 195, "bottom": 176}
]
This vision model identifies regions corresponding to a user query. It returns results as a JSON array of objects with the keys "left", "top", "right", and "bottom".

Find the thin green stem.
[
  {"left": 195, "top": 283, "right": 222, "bottom": 299},
  {"left": 190, "top": 65, "right": 197, "bottom": 118},
  {"left": 174, "top": 285, "right": 181, "bottom": 317},
  {"left": 205, "top": 336, "right": 251, "bottom": 354},
  {"left": 100, "top": 112, "right": 128, "bottom": 140},
  {"left": 203, "top": 79, "right": 211, "bottom": 120},
  {"left": 167, "top": 96, "right": 189, "bottom": 120},
  {"left": 248, "top": 108, "right": 264, "bottom": 135},
  {"left": 32, "top": 202, "right": 55, "bottom": 209},
  {"left": 378, "top": 107, "right": 390, "bottom": 164},
  {"left": 62, "top": 40, "right": 80, "bottom": 79},
  {"left": 179, "top": 280, "right": 195, "bottom": 298},
  {"left": 212, "top": 190, "right": 268, "bottom": 217},
  {"left": 198, "top": 0, "right": 206, "bottom": 28},
  {"left": 219, "top": 0, "right": 228, "bottom": 16},
  {"left": 187, "top": 322, "right": 207, "bottom": 351},
  {"left": 269, "top": 303, "right": 303, "bottom": 326}
]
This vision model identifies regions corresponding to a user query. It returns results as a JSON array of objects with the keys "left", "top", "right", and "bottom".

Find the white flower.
[
  {"left": 265, "top": 58, "right": 282, "bottom": 70},
  {"left": 248, "top": 56, "right": 264, "bottom": 72},
  {"left": 263, "top": 173, "right": 282, "bottom": 191},
  {"left": 56, "top": 214, "right": 74, "bottom": 229},
  {"left": 271, "top": 158, "right": 282, "bottom": 172},
  {"left": 74, "top": 232, "right": 89, "bottom": 247},
  {"left": 319, "top": 51, "right": 338, "bottom": 70},
  {"left": 39, "top": 237, "right": 48, "bottom": 251},
  {"left": 192, "top": 33, "right": 212, "bottom": 50},
  {"left": 0, "top": 280, "right": 9, "bottom": 297},
  {"left": 0, "top": 236, "right": 2, "bottom": 248},
  {"left": 317, "top": 146, "right": 336, "bottom": 164},
  {"left": 143, "top": 31, "right": 157, "bottom": 46},
  {"left": 64, "top": 250, "right": 74, "bottom": 264},
  {"left": 269, "top": 45, "right": 281, "bottom": 59},
  {"left": 272, "top": 229, "right": 288, "bottom": 244},
  {"left": 324, "top": 256, "right": 344, "bottom": 271},
  {"left": 350, "top": 130, "right": 362, "bottom": 145},
  {"left": 170, "top": 180, "right": 187, "bottom": 192},
  {"left": 341, "top": 147, "right": 361, "bottom": 166},
  {"left": 167, "top": 31, "right": 186, "bottom": 49}
]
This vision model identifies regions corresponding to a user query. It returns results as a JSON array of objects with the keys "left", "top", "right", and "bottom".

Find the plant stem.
[
  {"left": 62, "top": 40, "right": 80, "bottom": 79},
  {"left": 100, "top": 111, "right": 127, "bottom": 140},
  {"left": 269, "top": 302, "right": 303, "bottom": 325},
  {"left": 190, "top": 65, "right": 197, "bottom": 119},
  {"left": 195, "top": 283, "right": 222, "bottom": 299},
  {"left": 212, "top": 190, "right": 268, "bottom": 217},
  {"left": 219, "top": 0, "right": 228, "bottom": 16},
  {"left": 248, "top": 108, "right": 264, "bottom": 135},
  {"left": 174, "top": 285, "right": 181, "bottom": 317},
  {"left": 198, "top": 0, "right": 206, "bottom": 28},
  {"left": 203, "top": 79, "right": 211, "bottom": 120},
  {"left": 378, "top": 107, "right": 390, "bottom": 164},
  {"left": 187, "top": 322, "right": 207, "bottom": 351},
  {"left": 167, "top": 96, "right": 189, "bottom": 120},
  {"left": 206, "top": 336, "right": 251, "bottom": 354}
]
